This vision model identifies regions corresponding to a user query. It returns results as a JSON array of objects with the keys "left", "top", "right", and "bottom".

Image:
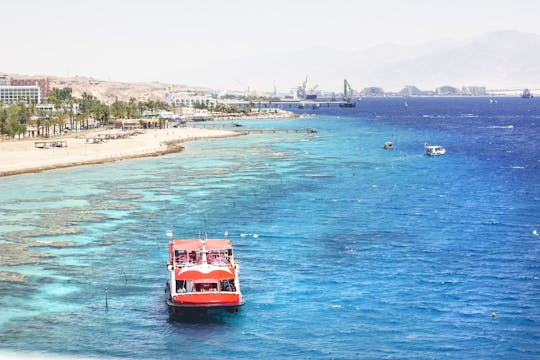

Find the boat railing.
[{"left": 173, "top": 255, "right": 230, "bottom": 268}]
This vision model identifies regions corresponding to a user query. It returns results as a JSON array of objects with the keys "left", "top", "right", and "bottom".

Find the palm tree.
[
  {"left": 0, "top": 108, "right": 7, "bottom": 135},
  {"left": 56, "top": 112, "right": 68, "bottom": 134}
]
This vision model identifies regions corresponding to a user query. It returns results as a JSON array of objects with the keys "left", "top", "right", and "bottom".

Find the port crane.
[
  {"left": 296, "top": 75, "right": 308, "bottom": 99},
  {"left": 340, "top": 79, "right": 356, "bottom": 107}
]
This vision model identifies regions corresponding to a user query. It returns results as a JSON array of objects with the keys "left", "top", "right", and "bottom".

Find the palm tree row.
[{"left": 0, "top": 87, "right": 174, "bottom": 139}]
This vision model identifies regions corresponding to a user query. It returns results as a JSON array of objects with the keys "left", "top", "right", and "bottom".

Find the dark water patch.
[
  {"left": 0, "top": 271, "right": 27, "bottom": 284},
  {"left": 0, "top": 243, "right": 52, "bottom": 266},
  {"left": 29, "top": 241, "right": 84, "bottom": 248},
  {"left": 88, "top": 202, "right": 139, "bottom": 212}
]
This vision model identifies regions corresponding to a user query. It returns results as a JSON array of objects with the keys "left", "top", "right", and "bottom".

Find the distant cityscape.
[{"left": 0, "top": 73, "right": 536, "bottom": 108}]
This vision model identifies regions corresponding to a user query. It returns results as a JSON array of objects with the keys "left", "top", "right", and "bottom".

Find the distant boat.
[
  {"left": 312, "top": 103, "right": 320, "bottom": 109},
  {"left": 383, "top": 141, "right": 393, "bottom": 150},
  {"left": 403, "top": 102, "right": 409, "bottom": 107},
  {"left": 489, "top": 99, "right": 498, "bottom": 104},
  {"left": 298, "top": 104, "right": 305, "bottom": 109},
  {"left": 424, "top": 143, "right": 446, "bottom": 156},
  {"left": 521, "top": 89, "right": 533, "bottom": 99}
]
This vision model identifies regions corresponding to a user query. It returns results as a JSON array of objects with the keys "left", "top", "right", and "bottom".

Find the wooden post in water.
[{"left": 105, "top": 288, "right": 109, "bottom": 309}]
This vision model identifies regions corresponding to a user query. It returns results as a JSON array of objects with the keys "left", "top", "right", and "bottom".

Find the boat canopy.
[
  {"left": 171, "top": 239, "right": 232, "bottom": 252},
  {"left": 172, "top": 239, "right": 203, "bottom": 251},
  {"left": 175, "top": 268, "right": 235, "bottom": 281}
]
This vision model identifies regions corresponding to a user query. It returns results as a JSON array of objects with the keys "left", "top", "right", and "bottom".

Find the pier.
[
  {"left": 187, "top": 122, "right": 317, "bottom": 134},
  {"left": 224, "top": 100, "right": 355, "bottom": 109}
]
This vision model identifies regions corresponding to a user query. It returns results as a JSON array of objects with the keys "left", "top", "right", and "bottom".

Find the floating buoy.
[
  {"left": 533, "top": 229, "right": 538, "bottom": 236},
  {"left": 491, "top": 312, "right": 496, "bottom": 318}
]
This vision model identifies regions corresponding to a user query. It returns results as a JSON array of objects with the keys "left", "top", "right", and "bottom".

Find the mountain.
[
  {"left": 198, "top": 30, "right": 540, "bottom": 92},
  {"left": 348, "top": 30, "right": 540, "bottom": 91},
  {"left": 4, "top": 74, "right": 212, "bottom": 103},
  {"left": 6, "top": 31, "right": 539, "bottom": 96}
]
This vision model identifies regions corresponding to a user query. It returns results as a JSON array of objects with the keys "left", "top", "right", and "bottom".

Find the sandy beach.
[{"left": 0, "top": 127, "right": 244, "bottom": 177}]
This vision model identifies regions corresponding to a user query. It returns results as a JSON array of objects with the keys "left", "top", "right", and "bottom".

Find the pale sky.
[{"left": 2, "top": 0, "right": 539, "bottom": 91}]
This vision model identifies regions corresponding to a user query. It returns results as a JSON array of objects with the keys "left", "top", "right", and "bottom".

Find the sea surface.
[{"left": 1, "top": 97, "right": 539, "bottom": 359}]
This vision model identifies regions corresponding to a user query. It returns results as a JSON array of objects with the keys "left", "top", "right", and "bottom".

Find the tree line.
[{"left": 0, "top": 87, "right": 173, "bottom": 139}]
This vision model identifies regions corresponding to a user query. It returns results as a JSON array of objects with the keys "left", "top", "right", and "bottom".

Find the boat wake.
[{"left": 478, "top": 125, "right": 514, "bottom": 129}]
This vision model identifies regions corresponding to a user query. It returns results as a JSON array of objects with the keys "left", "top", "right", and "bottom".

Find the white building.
[
  {"left": 165, "top": 92, "right": 217, "bottom": 108},
  {"left": 0, "top": 85, "right": 41, "bottom": 104}
]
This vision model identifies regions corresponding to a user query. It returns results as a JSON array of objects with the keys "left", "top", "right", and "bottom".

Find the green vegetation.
[
  {"left": 0, "top": 87, "right": 176, "bottom": 139},
  {"left": 1, "top": 86, "right": 255, "bottom": 139}
]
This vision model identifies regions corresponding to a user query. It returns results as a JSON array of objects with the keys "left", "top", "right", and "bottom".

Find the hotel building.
[{"left": 0, "top": 85, "right": 41, "bottom": 104}]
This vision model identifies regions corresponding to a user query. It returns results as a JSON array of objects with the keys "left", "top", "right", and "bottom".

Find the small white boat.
[
  {"left": 424, "top": 143, "right": 446, "bottom": 156},
  {"left": 383, "top": 141, "right": 393, "bottom": 149}
]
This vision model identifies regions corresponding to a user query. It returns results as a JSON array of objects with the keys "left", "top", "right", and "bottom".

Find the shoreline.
[{"left": 0, "top": 128, "right": 246, "bottom": 178}]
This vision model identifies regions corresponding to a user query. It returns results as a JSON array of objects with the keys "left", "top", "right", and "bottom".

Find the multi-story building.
[
  {"left": 0, "top": 74, "right": 9, "bottom": 86},
  {"left": 436, "top": 86, "right": 461, "bottom": 96},
  {"left": 0, "top": 85, "right": 41, "bottom": 104},
  {"left": 165, "top": 92, "right": 217, "bottom": 108},
  {"left": 10, "top": 78, "right": 50, "bottom": 98},
  {"left": 461, "top": 86, "right": 487, "bottom": 96}
]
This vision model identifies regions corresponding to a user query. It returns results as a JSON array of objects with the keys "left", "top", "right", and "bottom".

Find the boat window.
[
  {"left": 176, "top": 280, "right": 186, "bottom": 292},
  {"left": 219, "top": 279, "right": 236, "bottom": 292}
]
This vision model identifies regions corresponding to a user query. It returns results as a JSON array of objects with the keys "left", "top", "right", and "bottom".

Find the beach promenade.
[{"left": 0, "top": 127, "right": 244, "bottom": 177}]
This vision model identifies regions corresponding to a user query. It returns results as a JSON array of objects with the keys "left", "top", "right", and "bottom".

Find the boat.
[
  {"left": 383, "top": 141, "right": 393, "bottom": 149},
  {"left": 521, "top": 89, "right": 533, "bottom": 99},
  {"left": 424, "top": 143, "right": 446, "bottom": 156},
  {"left": 165, "top": 236, "right": 245, "bottom": 312}
]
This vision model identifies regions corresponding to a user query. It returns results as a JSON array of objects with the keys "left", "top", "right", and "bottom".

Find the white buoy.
[{"left": 533, "top": 229, "right": 538, "bottom": 236}]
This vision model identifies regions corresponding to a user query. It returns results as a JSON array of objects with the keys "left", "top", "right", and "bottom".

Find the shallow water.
[{"left": 1, "top": 97, "right": 539, "bottom": 359}]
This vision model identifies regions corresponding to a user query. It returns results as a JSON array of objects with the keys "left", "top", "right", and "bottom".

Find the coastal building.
[
  {"left": 398, "top": 85, "right": 425, "bottom": 96},
  {"left": 165, "top": 92, "right": 217, "bottom": 108},
  {"left": 360, "top": 87, "right": 385, "bottom": 97},
  {"left": 10, "top": 78, "right": 50, "bottom": 98},
  {"left": 0, "top": 74, "right": 9, "bottom": 86},
  {"left": 436, "top": 86, "right": 461, "bottom": 96},
  {"left": 461, "top": 86, "right": 487, "bottom": 96},
  {"left": 0, "top": 85, "right": 41, "bottom": 104},
  {"left": 36, "top": 103, "right": 55, "bottom": 112}
]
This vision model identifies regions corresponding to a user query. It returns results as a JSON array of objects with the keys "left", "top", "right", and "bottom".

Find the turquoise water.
[{"left": 1, "top": 98, "right": 540, "bottom": 359}]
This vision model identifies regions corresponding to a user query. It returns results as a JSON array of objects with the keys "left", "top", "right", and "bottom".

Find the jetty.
[{"left": 187, "top": 123, "right": 317, "bottom": 134}]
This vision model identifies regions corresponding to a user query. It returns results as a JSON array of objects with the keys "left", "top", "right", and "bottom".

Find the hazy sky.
[{"left": 3, "top": 0, "right": 539, "bottom": 91}]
